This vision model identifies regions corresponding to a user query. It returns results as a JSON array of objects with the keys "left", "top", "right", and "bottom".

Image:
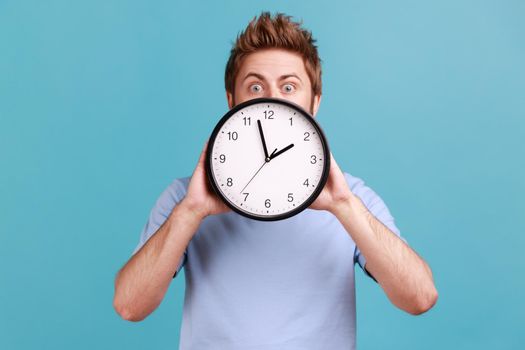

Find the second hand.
[{"left": 239, "top": 160, "right": 267, "bottom": 194}]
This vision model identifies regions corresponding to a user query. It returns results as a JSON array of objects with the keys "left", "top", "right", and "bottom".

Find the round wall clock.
[{"left": 205, "top": 97, "right": 330, "bottom": 221}]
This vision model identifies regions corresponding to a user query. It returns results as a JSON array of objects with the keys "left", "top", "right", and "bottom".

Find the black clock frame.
[{"left": 205, "top": 97, "right": 331, "bottom": 221}]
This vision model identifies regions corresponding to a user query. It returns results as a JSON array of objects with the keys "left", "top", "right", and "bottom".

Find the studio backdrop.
[{"left": 1, "top": 1, "right": 523, "bottom": 349}]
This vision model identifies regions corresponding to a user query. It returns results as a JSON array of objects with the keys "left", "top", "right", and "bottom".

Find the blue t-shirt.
[{"left": 133, "top": 172, "right": 403, "bottom": 350}]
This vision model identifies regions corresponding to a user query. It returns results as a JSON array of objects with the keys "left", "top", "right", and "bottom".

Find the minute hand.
[
  {"left": 269, "top": 143, "right": 294, "bottom": 160},
  {"left": 257, "top": 119, "right": 270, "bottom": 161}
]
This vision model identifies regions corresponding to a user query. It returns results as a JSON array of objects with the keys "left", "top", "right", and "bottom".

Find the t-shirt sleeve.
[
  {"left": 344, "top": 173, "right": 406, "bottom": 282},
  {"left": 132, "top": 178, "right": 189, "bottom": 278}
]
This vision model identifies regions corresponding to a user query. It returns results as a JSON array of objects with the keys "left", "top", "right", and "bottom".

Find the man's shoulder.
[
  {"left": 342, "top": 171, "right": 362, "bottom": 188},
  {"left": 167, "top": 176, "right": 191, "bottom": 192},
  {"left": 342, "top": 171, "right": 385, "bottom": 209},
  {"left": 154, "top": 176, "right": 192, "bottom": 208},
  {"left": 342, "top": 171, "right": 371, "bottom": 195}
]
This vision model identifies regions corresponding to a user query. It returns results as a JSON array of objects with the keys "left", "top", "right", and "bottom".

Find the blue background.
[{"left": 1, "top": 1, "right": 523, "bottom": 349}]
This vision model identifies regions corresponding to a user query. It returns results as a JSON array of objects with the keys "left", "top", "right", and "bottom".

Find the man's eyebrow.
[
  {"left": 279, "top": 74, "right": 302, "bottom": 82},
  {"left": 241, "top": 72, "right": 303, "bottom": 83},
  {"left": 242, "top": 72, "right": 266, "bottom": 82}
]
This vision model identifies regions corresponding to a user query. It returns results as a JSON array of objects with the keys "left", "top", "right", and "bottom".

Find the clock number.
[
  {"left": 227, "top": 131, "right": 238, "bottom": 141},
  {"left": 264, "top": 110, "right": 274, "bottom": 119},
  {"left": 303, "top": 178, "right": 309, "bottom": 187},
  {"left": 243, "top": 117, "right": 251, "bottom": 126},
  {"left": 287, "top": 193, "right": 294, "bottom": 202},
  {"left": 310, "top": 155, "right": 317, "bottom": 164},
  {"left": 265, "top": 199, "right": 271, "bottom": 208},
  {"left": 219, "top": 154, "right": 226, "bottom": 163},
  {"left": 243, "top": 192, "right": 249, "bottom": 201},
  {"left": 304, "top": 132, "right": 310, "bottom": 141},
  {"left": 227, "top": 178, "right": 233, "bottom": 187},
  {"left": 289, "top": 117, "right": 293, "bottom": 126}
]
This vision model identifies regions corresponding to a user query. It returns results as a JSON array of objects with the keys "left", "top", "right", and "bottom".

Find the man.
[{"left": 113, "top": 12, "right": 438, "bottom": 349}]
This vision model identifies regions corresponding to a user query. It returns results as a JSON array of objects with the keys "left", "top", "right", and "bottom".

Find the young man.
[{"left": 113, "top": 12, "right": 438, "bottom": 349}]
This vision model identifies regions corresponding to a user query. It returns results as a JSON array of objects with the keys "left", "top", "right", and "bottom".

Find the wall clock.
[{"left": 206, "top": 97, "right": 330, "bottom": 221}]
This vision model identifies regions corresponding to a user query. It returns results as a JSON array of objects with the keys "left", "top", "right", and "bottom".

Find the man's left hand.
[{"left": 310, "top": 153, "right": 356, "bottom": 213}]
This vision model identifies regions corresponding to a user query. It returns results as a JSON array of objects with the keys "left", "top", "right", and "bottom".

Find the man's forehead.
[{"left": 237, "top": 49, "right": 309, "bottom": 81}]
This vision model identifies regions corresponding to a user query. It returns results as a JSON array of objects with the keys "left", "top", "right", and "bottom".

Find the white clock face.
[{"left": 207, "top": 98, "right": 329, "bottom": 221}]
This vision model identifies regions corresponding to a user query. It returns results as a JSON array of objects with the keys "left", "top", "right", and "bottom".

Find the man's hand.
[
  {"left": 181, "top": 141, "right": 230, "bottom": 219},
  {"left": 310, "top": 153, "right": 355, "bottom": 212}
]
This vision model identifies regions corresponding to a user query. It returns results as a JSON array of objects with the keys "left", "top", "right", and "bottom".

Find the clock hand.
[
  {"left": 257, "top": 119, "right": 270, "bottom": 161},
  {"left": 269, "top": 143, "right": 294, "bottom": 160},
  {"left": 240, "top": 161, "right": 267, "bottom": 194}
]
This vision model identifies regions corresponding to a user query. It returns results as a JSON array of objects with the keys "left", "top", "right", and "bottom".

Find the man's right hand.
[{"left": 180, "top": 140, "right": 230, "bottom": 220}]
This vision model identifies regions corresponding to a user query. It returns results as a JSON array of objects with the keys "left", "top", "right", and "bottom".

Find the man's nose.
[{"left": 266, "top": 86, "right": 281, "bottom": 99}]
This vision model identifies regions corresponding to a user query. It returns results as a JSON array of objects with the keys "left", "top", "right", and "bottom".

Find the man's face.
[{"left": 227, "top": 48, "right": 321, "bottom": 116}]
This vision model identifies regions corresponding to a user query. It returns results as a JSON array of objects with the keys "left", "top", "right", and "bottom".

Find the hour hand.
[
  {"left": 257, "top": 119, "right": 270, "bottom": 161},
  {"left": 270, "top": 143, "right": 294, "bottom": 160}
]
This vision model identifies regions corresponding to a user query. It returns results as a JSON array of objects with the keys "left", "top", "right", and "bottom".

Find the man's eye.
[
  {"left": 282, "top": 84, "right": 295, "bottom": 93},
  {"left": 250, "top": 84, "right": 263, "bottom": 93}
]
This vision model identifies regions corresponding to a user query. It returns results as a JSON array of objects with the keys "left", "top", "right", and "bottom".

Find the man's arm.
[
  {"left": 113, "top": 201, "right": 202, "bottom": 322},
  {"left": 311, "top": 154, "right": 438, "bottom": 315},
  {"left": 332, "top": 195, "right": 438, "bottom": 315},
  {"left": 113, "top": 142, "right": 229, "bottom": 322}
]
